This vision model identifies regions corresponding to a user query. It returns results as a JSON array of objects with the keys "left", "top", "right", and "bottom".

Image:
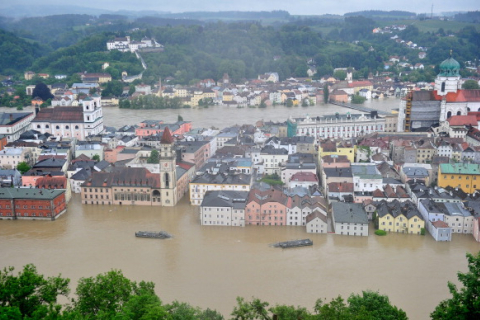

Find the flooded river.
[{"left": 1, "top": 101, "right": 479, "bottom": 319}]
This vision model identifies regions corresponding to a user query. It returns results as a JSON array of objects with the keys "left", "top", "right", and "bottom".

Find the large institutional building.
[
  {"left": 32, "top": 94, "right": 104, "bottom": 140},
  {"left": 81, "top": 128, "right": 179, "bottom": 206},
  {"left": 288, "top": 112, "right": 386, "bottom": 139},
  {"left": 398, "top": 54, "right": 480, "bottom": 132}
]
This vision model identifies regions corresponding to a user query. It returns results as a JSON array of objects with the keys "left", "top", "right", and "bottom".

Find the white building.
[
  {"left": 0, "top": 112, "right": 35, "bottom": 143},
  {"left": 306, "top": 211, "right": 328, "bottom": 233},
  {"left": 0, "top": 148, "right": 32, "bottom": 169},
  {"left": 332, "top": 202, "right": 369, "bottom": 236},
  {"left": 351, "top": 163, "right": 383, "bottom": 192},
  {"left": 200, "top": 191, "right": 248, "bottom": 227},
  {"left": 292, "top": 113, "right": 385, "bottom": 139},
  {"left": 32, "top": 94, "right": 104, "bottom": 140}
]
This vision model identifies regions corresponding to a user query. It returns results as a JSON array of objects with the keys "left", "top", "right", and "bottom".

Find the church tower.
[
  {"left": 159, "top": 128, "right": 177, "bottom": 206},
  {"left": 434, "top": 52, "right": 461, "bottom": 97}
]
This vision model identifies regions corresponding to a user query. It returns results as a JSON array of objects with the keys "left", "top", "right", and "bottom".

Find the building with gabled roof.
[
  {"left": 332, "top": 202, "right": 369, "bottom": 236},
  {"left": 32, "top": 94, "right": 104, "bottom": 140}
]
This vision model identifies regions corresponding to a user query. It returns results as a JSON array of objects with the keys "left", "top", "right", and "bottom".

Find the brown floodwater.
[
  {"left": 1, "top": 101, "right": 479, "bottom": 319},
  {"left": 1, "top": 195, "right": 479, "bottom": 319}
]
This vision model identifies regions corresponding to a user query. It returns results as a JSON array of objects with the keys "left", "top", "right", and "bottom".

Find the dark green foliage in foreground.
[{"left": 3, "top": 254, "right": 480, "bottom": 319}]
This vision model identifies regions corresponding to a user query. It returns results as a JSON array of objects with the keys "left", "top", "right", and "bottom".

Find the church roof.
[
  {"left": 439, "top": 57, "right": 460, "bottom": 77},
  {"left": 160, "top": 127, "right": 174, "bottom": 144},
  {"left": 33, "top": 107, "right": 84, "bottom": 123},
  {"left": 447, "top": 115, "right": 477, "bottom": 126},
  {"left": 433, "top": 90, "right": 480, "bottom": 103}
]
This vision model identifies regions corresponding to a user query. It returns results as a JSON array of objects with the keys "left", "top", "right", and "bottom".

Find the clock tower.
[{"left": 159, "top": 127, "right": 177, "bottom": 206}]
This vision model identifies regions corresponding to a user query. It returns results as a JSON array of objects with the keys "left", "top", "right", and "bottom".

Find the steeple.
[{"left": 161, "top": 127, "right": 174, "bottom": 144}]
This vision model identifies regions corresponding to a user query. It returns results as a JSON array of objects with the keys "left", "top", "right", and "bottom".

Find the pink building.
[
  {"left": 474, "top": 217, "right": 480, "bottom": 242},
  {"left": 245, "top": 188, "right": 289, "bottom": 226},
  {"left": 135, "top": 121, "right": 192, "bottom": 138}
]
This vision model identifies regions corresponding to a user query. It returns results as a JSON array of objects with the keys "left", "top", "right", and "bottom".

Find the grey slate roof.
[
  {"left": 403, "top": 167, "right": 429, "bottom": 178},
  {"left": 351, "top": 165, "right": 382, "bottom": 179},
  {"left": 323, "top": 167, "right": 353, "bottom": 178},
  {"left": 201, "top": 190, "right": 249, "bottom": 209},
  {"left": 0, "top": 187, "right": 64, "bottom": 200},
  {"left": 332, "top": 202, "right": 368, "bottom": 224}
]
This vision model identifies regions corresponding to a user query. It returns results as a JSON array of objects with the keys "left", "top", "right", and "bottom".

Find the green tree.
[
  {"left": 314, "top": 291, "right": 407, "bottom": 319},
  {"left": 351, "top": 93, "right": 366, "bottom": 104},
  {"left": 178, "top": 115, "right": 184, "bottom": 122},
  {"left": 16, "top": 161, "right": 31, "bottom": 174},
  {"left": 333, "top": 70, "right": 346, "bottom": 81},
  {"left": 431, "top": 252, "right": 480, "bottom": 319},
  {"left": 147, "top": 149, "right": 159, "bottom": 164},
  {"left": 31, "top": 82, "right": 53, "bottom": 100},
  {"left": 323, "top": 83, "right": 329, "bottom": 104},
  {"left": 0, "top": 264, "right": 70, "bottom": 319},
  {"left": 286, "top": 99, "right": 293, "bottom": 107},
  {"left": 348, "top": 291, "right": 407, "bottom": 319},
  {"left": 462, "top": 80, "right": 480, "bottom": 90},
  {"left": 72, "top": 269, "right": 161, "bottom": 319},
  {"left": 92, "top": 154, "right": 100, "bottom": 161},
  {"left": 231, "top": 297, "right": 270, "bottom": 320}
]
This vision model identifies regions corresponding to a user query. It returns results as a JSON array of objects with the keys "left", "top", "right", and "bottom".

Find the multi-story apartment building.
[
  {"left": 0, "top": 112, "right": 35, "bottom": 142},
  {"left": 200, "top": 190, "right": 248, "bottom": 227},
  {"left": 438, "top": 163, "right": 480, "bottom": 194}
]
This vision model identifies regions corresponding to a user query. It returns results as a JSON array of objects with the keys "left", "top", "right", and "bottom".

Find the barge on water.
[
  {"left": 272, "top": 239, "right": 313, "bottom": 248},
  {"left": 135, "top": 231, "right": 172, "bottom": 239}
]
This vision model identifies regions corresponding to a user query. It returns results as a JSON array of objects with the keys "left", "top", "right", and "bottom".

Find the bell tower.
[
  {"left": 159, "top": 128, "right": 177, "bottom": 206},
  {"left": 435, "top": 51, "right": 461, "bottom": 97}
]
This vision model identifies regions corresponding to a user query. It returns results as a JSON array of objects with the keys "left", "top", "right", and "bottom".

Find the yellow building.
[
  {"left": 222, "top": 91, "right": 234, "bottom": 102},
  {"left": 377, "top": 201, "right": 425, "bottom": 235},
  {"left": 319, "top": 141, "right": 355, "bottom": 163},
  {"left": 438, "top": 163, "right": 480, "bottom": 194},
  {"left": 174, "top": 88, "right": 188, "bottom": 98}
]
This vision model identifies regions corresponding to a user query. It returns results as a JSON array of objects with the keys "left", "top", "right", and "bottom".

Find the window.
[{"left": 56, "top": 125, "right": 60, "bottom": 130}]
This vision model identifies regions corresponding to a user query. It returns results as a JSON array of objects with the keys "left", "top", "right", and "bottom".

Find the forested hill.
[
  {"left": 1, "top": 11, "right": 479, "bottom": 83},
  {"left": 0, "top": 29, "right": 46, "bottom": 74}
]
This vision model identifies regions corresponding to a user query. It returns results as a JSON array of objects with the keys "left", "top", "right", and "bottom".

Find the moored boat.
[{"left": 135, "top": 231, "right": 172, "bottom": 239}]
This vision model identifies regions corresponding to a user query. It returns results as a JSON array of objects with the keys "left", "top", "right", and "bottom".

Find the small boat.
[
  {"left": 135, "top": 231, "right": 172, "bottom": 239},
  {"left": 272, "top": 239, "right": 313, "bottom": 249}
]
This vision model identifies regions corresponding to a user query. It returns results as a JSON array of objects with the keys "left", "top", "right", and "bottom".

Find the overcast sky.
[{"left": 1, "top": 0, "right": 478, "bottom": 15}]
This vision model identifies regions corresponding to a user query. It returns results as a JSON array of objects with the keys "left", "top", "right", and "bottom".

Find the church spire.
[{"left": 161, "top": 127, "right": 174, "bottom": 144}]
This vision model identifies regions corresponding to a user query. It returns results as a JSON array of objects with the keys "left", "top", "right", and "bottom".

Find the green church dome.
[{"left": 439, "top": 56, "right": 460, "bottom": 77}]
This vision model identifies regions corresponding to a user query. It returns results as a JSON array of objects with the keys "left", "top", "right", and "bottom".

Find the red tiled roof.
[
  {"left": 447, "top": 115, "right": 477, "bottom": 126},
  {"left": 161, "top": 127, "right": 174, "bottom": 144},
  {"left": 432, "top": 220, "right": 449, "bottom": 228},
  {"left": 35, "top": 176, "right": 67, "bottom": 189},
  {"left": 290, "top": 172, "right": 318, "bottom": 182},
  {"left": 348, "top": 80, "right": 373, "bottom": 88},
  {"left": 433, "top": 89, "right": 480, "bottom": 103},
  {"left": 328, "top": 182, "right": 354, "bottom": 193},
  {"left": 33, "top": 107, "right": 84, "bottom": 122},
  {"left": 37, "top": 155, "right": 67, "bottom": 161}
]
